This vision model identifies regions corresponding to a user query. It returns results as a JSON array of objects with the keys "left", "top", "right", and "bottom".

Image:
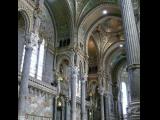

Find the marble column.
[
  {"left": 81, "top": 74, "right": 87, "bottom": 120},
  {"left": 105, "top": 75, "right": 114, "bottom": 120},
  {"left": 71, "top": 65, "right": 78, "bottom": 120},
  {"left": 98, "top": 87, "right": 105, "bottom": 120},
  {"left": 119, "top": 0, "right": 140, "bottom": 119},
  {"left": 18, "top": 32, "right": 39, "bottom": 120},
  {"left": 98, "top": 70, "right": 105, "bottom": 120},
  {"left": 104, "top": 94, "right": 109, "bottom": 120},
  {"left": 53, "top": 96, "right": 57, "bottom": 120}
]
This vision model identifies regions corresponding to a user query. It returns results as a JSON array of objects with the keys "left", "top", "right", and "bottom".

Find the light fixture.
[
  {"left": 120, "top": 44, "right": 123, "bottom": 48},
  {"left": 58, "top": 101, "right": 62, "bottom": 107},
  {"left": 89, "top": 112, "right": 92, "bottom": 116},
  {"left": 102, "top": 10, "right": 107, "bottom": 15}
]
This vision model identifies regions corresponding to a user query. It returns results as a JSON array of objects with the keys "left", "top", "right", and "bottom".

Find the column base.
[{"left": 127, "top": 101, "right": 140, "bottom": 120}]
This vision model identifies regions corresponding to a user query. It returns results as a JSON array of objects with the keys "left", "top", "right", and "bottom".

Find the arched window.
[
  {"left": 37, "top": 40, "right": 45, "bottom": 80},
  {"left": 121, "top": 82, "right": 128, "bottom": 117},
  {"left": 20, "top": 39, "right": 45, "bottom": 81}
]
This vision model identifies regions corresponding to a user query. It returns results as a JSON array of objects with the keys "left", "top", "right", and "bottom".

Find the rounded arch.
[
  {"left": 85, "top": 16, "right": 122, "bottom": 56},
  {"left": 78, "top": 3, "right": 120, "bottom": 28},
  {"left": 78, "top": 3, "right": 121, "bottom": 56},
  {"left": 18, "top": 0, "right": 34, "bottom": 33},
  {"left": 18, "top": 10, "right": 30, "bottom": 34},
  {"left": 102, "top": 41, "right": 125, "bottom": 68},
  {"left": 102, "top": 41, "right": 126, "bottom": 90}
]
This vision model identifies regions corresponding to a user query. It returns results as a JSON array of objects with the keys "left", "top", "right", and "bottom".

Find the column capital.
[
  {"left": 71, "top": 65, "right": 79, "bottom": 75},
  {"left": 81, "top": 74, "right": 88, "bottom": 83},
  {"left": 25, "top": 32, "right": 39, "bottom": 48},
  {"left": 98, "top": 86, "right": 105, "bottom": 95}
]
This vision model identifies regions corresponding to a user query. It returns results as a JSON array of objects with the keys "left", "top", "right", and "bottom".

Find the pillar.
[
  {"left": 105, "top": 74, "right": 114, "bottom": 120},
  {"left": 119, "top": 0, "right": 140, "bottom": 119},
  {"left": 53, "top": 96, "right": 57, "bottom": 120},
  {"left": 104, "top": 94, "right": 109, "bottom": 120},
  {"left": 81, "top": 74, "right": 87, "bottom": 120},
  {"left": 98, "top": 70, "right": 105, "bottom": 120},
  {"left": 99, "top": 87, "right": 105, "bottom": 120},
  {"left": 71, "top": 65, "right": 78, "bottom": 120},
  {"left": 18, "top": 32, "right": 39, "bottom": 120},
  {"left": 65, "top": 97, "right": 70, "bottom": 120}
]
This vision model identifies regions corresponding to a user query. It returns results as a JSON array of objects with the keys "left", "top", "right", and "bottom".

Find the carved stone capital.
[
  {"left": 25, "top": 32, "right": 39, "bottom": 48},
  {"left": 98, "top": 87, "right": 105, "bottom": 95},
  {"left": 71, "top": 66, "right": 79, "bottom": 75},
  {"left": 81, "top": 74, "right": 88, "bottom": 83}
]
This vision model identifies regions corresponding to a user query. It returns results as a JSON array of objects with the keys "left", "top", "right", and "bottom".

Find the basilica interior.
[{"left": 18, "top": 0, "right": 140, "bottom": 120}]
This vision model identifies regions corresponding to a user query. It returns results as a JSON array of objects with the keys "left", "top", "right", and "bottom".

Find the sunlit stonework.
[{"left": 18, "top": 0, "right": 140, "bottom": 120}]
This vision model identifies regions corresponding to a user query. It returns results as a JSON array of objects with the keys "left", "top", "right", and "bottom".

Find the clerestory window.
[{"left": 20, "top": 39, "right": 45, "bottom": 81}]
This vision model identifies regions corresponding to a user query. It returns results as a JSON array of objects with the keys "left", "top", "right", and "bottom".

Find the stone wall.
[{"left": 26, "top": 86, "right": 54, "bottom": 118}]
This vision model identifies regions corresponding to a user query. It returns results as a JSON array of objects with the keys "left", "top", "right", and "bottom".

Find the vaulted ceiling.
[{"left": 45, "top": 0, "right": 119, "bottom": 40}]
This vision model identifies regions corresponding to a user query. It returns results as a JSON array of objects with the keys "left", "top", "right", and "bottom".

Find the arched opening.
[
  {"left": 121, "top": 82, "right": 128, "bottom": 118},
  {"left": 18, "top": 12, "right": 26, "bottom": 72},
  {"left": 18, "top": 11, "right": 28, "bottom": 98},
  {"left": 119, "top": 65, "right": 129, "bottom": 120}
]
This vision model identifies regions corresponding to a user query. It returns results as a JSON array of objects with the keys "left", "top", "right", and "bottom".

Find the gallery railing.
[{"left": 25, "top": 114, "right": 52, "bottom": 120}]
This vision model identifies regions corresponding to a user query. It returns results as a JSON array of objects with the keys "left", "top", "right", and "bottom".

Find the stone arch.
[
  {"left": 85, "top": 16, "right": 122, "bottom": 56},
  {"left": 102, "top": 41, "right": 125, "bottom": 69},
  {"left": 18, "top": 1, "right": 34, "bottom": 33},
  {"left": 78, "top": 3, "right": 121, "bottom": 56},
  {"left": 18, "top": 10, "right": 30, "bottom": 34},
  {"left": 101, "top": 41, "right": 125, "bottom": 91}
]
